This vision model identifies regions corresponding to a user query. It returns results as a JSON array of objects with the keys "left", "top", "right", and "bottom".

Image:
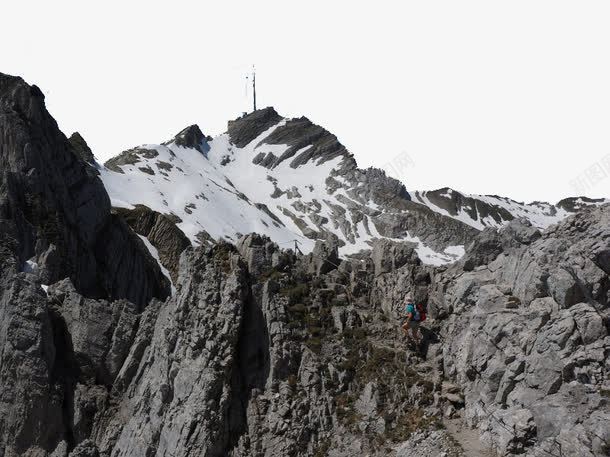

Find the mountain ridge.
[
  {"left": 98, "top": 107, "right": 605, "bottom": 273},
  {"left": 100, "top": 108, "right": 477, "bottom": 267},
  {"left": 414, "top": 187, "right": 608, "bottom": 230}
]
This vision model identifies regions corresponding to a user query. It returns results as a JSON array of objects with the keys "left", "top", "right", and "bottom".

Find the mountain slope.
[
  {"left": 415, "top": 187, "right": 608, "bottom": 230},
  {"left": 100, "top": 109, "right": 606, "bottom": 270},
  {"left": 100, "top": 108, "right": 477, "bottom": 266}
]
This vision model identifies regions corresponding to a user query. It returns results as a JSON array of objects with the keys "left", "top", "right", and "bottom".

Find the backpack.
[
  {"left": 406, "top": 302, "right": 426, "bottom": 322},
  {"left": 415, "top": 303, "right": 427, "bottom": 322}
]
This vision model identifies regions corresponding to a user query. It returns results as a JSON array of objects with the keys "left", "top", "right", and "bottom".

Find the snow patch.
[
  {"left": 439, "top": 189, "right": 453, "bottom": 199},
  {"left": 137, "top": 235, "right": 175, "bottom": 294},
  {"left": 23, "top": 259, "right": 38, "bottom": 274}
]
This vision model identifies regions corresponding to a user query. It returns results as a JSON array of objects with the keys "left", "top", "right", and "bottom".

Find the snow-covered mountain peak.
[
  {"left": 227, "top": 108, "right": 353, "bottom": 170},
  {"left": 99, "top": 107, "right": 607, "bottom": 267},
  {"left": 100, "top": 108, "right": 476, "bottom": 265}
]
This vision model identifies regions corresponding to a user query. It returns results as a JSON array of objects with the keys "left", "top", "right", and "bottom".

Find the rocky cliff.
[
  {"left": 0, "top": 73, "right": 608, "bottom": 457},
  {"left": 0, "top": 72, "right": 170, "bottom": 457},
  {"left": 0, "top": 73, "right": 170, "bottom": 305}
]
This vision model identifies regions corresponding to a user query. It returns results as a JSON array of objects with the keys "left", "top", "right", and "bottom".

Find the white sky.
[{"left": 2, "top": 1, "right": 609, "bottom": 203}]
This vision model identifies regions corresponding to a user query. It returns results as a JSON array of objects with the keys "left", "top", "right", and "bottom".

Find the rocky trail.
[{"left": 444, "top": 418, "right": 495, "bottom": 457}]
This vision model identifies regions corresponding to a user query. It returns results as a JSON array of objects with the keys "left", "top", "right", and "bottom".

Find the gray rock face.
[
  {"left": 167, "top": 124, "right": 210, "bottom": 153},
  {"left": 68, "top": 132, "right": 96, "bottom": 165},
  {"left": 429, "top": 205, "right": 610, "bottom": 456},
  {"left": 227, "top": 107, "right": 283, "bottom": 148},
  {"left": 0, "top": 71, "right": 171, "bottom": 457},
  {"left": 48, "top": 279, "right": 139, "bottom": 385},
  {"left": 259, "top": 115, "right": 350, "bottom": 168},
  {"left": 371, "top": 238, "right": 419, "bottom": 277},
  {"left": 69, "top": 440, "right": 99, "bottom": 457},
  {"left": 236, "top": 233, "right": 292, "bottom": 276},
  {"left": 461, "top": 219, "right": 541, "bottom": 271},
  {"left": 113, "top": 205, "right": 191, "bottom": 282},
  {"left": 0, "top": 72, "right": 170, "bottom": 307},
  {"left": 0, "top": 275, "right": 67, "bottom": 457},
  {"left": 92, "top": 244, "right": 249, "bottom": 457},
  {"left": 307, "top": 239, "right": 340, "bottom": 275}
]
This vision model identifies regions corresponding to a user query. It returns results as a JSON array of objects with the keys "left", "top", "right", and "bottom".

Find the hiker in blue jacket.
[{"left": 401, "top": 295, "right": 424, "bottom": 343}]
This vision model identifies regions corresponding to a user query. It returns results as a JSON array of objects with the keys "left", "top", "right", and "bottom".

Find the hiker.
[{"left": 401, "top": 296, "right": 425, "bottom": 343}]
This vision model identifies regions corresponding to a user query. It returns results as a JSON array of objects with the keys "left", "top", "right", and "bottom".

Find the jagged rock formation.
[
  {"left": 428, "top": 206, "right": 610, "bottom": 456},
  {"left": 91, "top": 245, "right": 250, "bottom": 456},
  {"left": 0, "top": 72, "right": 170, "bottom": 457},
  {"left": 113, "top": 205, "right": 191, "bottom": 282},
  {"left": 0, "top": 73, "right": 608, "bottom": 457},
  {"left": 166, "top": 124, "right": 211, "bottom": 153},
  {"left": 0, "top": 72, "right": 170, "bottom": 305},
  {"left": 68, "top": 132, "right": 96, "bottom": 165},
  {"left": 227, "top": 107, "right": 283, "bottom": 148},
  {"left": 6, "top": 205, "right": 607, "bottom": 456}
]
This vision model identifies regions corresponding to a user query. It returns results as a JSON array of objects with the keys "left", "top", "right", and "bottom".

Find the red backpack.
[{"left": 416, "top": 303, "right": 427, "bottom": 322}]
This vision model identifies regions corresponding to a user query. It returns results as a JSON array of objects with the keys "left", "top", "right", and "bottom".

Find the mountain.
[
  {"left": 1, "top": 72, "right": 608, "bottom": 457},
  {"left": 99, "top": 108, "right": 606, "bottom": 274},
  {"left": 100, "top": 108, "right": 478, "bottom": 267}
]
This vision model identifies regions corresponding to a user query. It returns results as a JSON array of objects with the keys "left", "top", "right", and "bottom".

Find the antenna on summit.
[
  {"left": 244, "top": 65, "right": 257, "bottom": 114},
  {"left": 252, "top": 65, "right": 257, "bottom": 112}
]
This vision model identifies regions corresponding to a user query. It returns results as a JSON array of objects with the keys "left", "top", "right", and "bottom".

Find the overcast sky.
[{"left": 3, "top": 1, "right": 609, "bottom": 203}]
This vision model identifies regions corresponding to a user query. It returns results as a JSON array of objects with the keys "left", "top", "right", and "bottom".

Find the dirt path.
[
  {"left": 444, "top": 418, "right": 496, "bottom": 457},
  {"left": 370, "top": 325, "right": 494, "bottom": 457}
]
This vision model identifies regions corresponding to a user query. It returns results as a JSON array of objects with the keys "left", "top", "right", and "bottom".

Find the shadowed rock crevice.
[
  {"left": 47, "top": 305, "right": 80, "bottom": 453},
  {"left": 226, "top": 285, "right": 271, "bottom": 453}
]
